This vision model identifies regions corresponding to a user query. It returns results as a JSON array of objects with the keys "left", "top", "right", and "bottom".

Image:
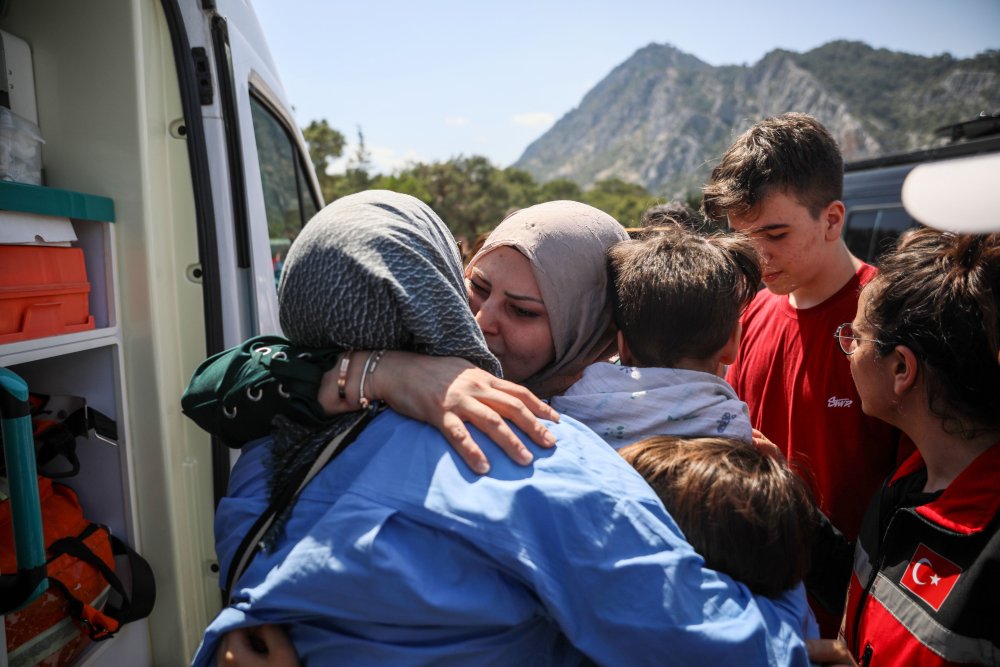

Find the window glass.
[
  {"left": 872, "top": 207, "right": 917, "bottom": 263},
  {"left": 249, "top": 95, "right": 318, "bottom": 285},
  {"left": 844, "top": 209, "right": 878, "bottom": 262}
]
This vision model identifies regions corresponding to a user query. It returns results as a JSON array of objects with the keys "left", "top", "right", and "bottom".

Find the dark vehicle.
[{"left": 842, "top": 113, "right": 1000, "bottom": 264}]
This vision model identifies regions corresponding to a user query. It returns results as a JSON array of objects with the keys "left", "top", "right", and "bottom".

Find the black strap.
[
  {"left": 45, "top": 523, "right": 156, "bottom": 639},
  {"left": 3, "top": 399, "right": 119, "bottom": 478},
  {"left": 87, "top": 407, "right": 118, "bottom": 441},
  {"left": 34, "top": 420, "right": 81, "bottom": 478},
  {"left": 50, "top": 526, "right": 127, "bottom": 602},
  {"left": 0, "top": 564, "right": 48, "bottom": 614},
  {"left": 105, "top": 532, "right": 156, "bottom": 623},
  {"left": 223, "top": 409, "right": 378, "bottom": 603}
]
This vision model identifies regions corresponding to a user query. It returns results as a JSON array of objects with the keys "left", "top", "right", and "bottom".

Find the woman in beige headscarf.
[
  {"left": 466, "top": 201, "right": 627, "bottom": 396},
  {"left": 340, "top": 200, "right": 629, "bottom": 471}
]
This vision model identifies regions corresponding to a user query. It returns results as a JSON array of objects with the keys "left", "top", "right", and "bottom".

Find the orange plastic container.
[{"left": 0, "top": 245, "right": 95, "bottom": 343}]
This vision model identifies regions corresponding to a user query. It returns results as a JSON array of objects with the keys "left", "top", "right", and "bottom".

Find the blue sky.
[{"left": 253, "top": 0, "right": 1000, "bottom": 174}]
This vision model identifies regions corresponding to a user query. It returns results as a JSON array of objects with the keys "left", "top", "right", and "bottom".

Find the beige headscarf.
[{"left": 468, "top": 201, "right": 628, "bottom": 398}]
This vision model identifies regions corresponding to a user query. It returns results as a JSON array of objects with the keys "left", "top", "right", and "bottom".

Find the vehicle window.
[
  {"left": 871, "top": 207, "right": 916, "bottom": 262},
  {"left": 844, "top": 209, "right": 878, "bottom": 261},
  {"left": 249, "top": 94, "right": 319, "bottom": 285}
]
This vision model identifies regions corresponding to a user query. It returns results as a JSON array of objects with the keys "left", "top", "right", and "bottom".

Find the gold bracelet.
[{"left": 337, "top": 352, "right": 352, "bottom": 401}]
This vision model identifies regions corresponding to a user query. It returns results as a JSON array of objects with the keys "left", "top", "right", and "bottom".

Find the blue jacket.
[{"left": 192, "top": 410, "right": 814, "bottom": 666}]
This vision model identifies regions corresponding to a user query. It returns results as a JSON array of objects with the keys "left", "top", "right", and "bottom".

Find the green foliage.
[
  {"left": 539, "top": 178, "right": 583, "bottom": 201},
  {"left": 582, "top": 178, "right": 655, "bottom": 227},
  {"left": 303, "top": 119, "right": 655, "bottom": 239},
  {"left": 302, "top": 119, "right": 346, "bottom": 179}
]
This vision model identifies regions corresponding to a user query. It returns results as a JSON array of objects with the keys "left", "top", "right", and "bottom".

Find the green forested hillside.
[{"left": 792, "top": 41, "right": 1000, "bottom": 151}]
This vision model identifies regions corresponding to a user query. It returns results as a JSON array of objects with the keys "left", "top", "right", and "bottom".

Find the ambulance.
[{"left": 0, "top": 1, "right": 319, "bottom": 664}]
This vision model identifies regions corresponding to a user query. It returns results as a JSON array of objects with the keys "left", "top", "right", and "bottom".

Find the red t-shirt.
[{"left": 727, "top": 263, "right": 902, "bottom": 541}]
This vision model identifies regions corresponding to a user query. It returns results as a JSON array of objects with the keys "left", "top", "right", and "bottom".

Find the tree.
[
  {"left": 298, "top": 118, "right": 657, "bottom": 235},
  {"left": 409, "top": 156, "right": 506, "bottom": 240},
  {"left": 302, "top": 119, "right": 346, "bottom": 177},
  {"left": 583, "top": 178, "right": 654, "bottom": 227},
  {"left": 326, "top": 126, "right": 374, "bottom": 201},
  {"left": 539, "top": 178, "right": 583, "bottom": 201}
]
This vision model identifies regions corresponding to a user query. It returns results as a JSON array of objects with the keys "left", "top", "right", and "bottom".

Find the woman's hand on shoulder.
[{"left": 329, "top": 351, "right": 559, "bottom": 473}]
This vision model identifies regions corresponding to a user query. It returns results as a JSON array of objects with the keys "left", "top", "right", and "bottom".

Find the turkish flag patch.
[{"left": 900, "top": 543, "right": 962, "bottom": 611}]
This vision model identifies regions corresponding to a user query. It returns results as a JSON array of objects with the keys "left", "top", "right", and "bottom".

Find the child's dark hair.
[
  {"left": 702, "top": 113, "right": 843, "bottom": 224},
  {"left": 619, "top": 436, "right": 816, "bottom": 597},
  {"left": 866, "top": 229, "right": 1000, "bottom": 436},
  {"left": 640, "top": 201, "right": 706, "bottom": 233},
  {"left": 607, "top": 228, "right": 761, "bottom": 367}
]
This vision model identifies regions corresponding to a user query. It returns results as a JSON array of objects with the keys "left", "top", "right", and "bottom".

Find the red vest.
[{"left": 842, "top": 442, "right": 1000, "bottom": 666}]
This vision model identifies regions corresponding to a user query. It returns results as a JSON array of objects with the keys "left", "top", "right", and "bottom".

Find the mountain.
[{"left": 514, "top": 41, "right": 1000, "bottom": 198}]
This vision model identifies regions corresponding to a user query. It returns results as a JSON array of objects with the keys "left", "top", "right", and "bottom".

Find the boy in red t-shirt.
[{"left": 702, "top": 113, "right": 905, "bottom": 634}]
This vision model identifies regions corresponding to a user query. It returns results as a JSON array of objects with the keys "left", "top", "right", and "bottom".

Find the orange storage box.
[{"left": 0, "top": 245, "right": 95, "bottom": 343}]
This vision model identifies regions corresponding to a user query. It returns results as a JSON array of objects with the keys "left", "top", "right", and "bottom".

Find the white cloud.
[
  {"left": 445, "top": 115, "right": 471, "bottom": 126},
  {"left": 369, "top": 145, "right": 425, "bottom": 173},
  {"left": 511, "top": 112, "right": 555, "bottom": 129},
  {"left": 325, "top": 143, "right": 425, "bottom": 175}
]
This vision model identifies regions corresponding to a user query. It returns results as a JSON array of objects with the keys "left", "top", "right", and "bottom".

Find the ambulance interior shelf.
[
  {"left": 1, "top": 184, "right": 127, "bottom": 667},
  {"left": 0, "top": 181, "right": 114, "bottom": 223},
  {"left": 1, "top": 182, "right": 115, "bottom": 349}
]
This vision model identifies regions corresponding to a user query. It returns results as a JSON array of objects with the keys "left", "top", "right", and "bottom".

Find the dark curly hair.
[{"left": 866, "top": 229, "right": 1000, "bottom": 436}]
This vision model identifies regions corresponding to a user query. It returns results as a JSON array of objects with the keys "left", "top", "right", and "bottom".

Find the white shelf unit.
[{"left": 1, "top": 210, "right": 151, "bottom": 666}]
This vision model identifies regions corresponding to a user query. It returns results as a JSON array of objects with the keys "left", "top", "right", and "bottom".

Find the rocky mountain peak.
[{"left": 514, "top": 41, "right": 1000, "bottom": 198}]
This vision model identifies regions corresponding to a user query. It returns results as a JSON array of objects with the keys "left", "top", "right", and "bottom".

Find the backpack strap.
[{"left": 223, "top": 408, "right": 379, "bottom": 603}]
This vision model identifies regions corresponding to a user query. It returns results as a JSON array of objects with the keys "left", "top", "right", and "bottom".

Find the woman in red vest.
[{"left": 813, "top": 229, "right": 1000, "bottom": 666}]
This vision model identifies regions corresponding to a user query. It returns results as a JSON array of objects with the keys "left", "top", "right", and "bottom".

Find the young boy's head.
[
  {"left": 607, "top": 226, "right": 760, "bottom": 371},
  {"left": 619, "top": 436, "right": 815, "bottom": 597},
  {"left": 639, "top": 201, "right": 706, "bottom": 234},
  {"left": 700, "top": 113, "right": 848, "bottom": 298}
]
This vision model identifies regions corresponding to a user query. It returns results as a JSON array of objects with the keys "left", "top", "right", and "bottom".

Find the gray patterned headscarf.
[
  {"left": 279, "top": 190, "right": 499, "bottom": 373},
  {"left": 265, "top": 190, "right": 499, "bottom": 539}
]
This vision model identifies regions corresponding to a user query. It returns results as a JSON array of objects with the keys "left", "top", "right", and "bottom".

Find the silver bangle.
[{"left": 359, "top": 349, "right": 386, "bottom": 411}]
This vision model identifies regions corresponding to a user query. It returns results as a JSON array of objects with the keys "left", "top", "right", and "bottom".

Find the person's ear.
[
  {"left": 617, "top": 330, "right": 637, "bottom": 366},
  {"left": 823, "top": 200, "right": 846, "bottom": 241},
  {"left": 891, "top": 344, "right": 919, "bottom": 396},
  {"left": 719, "top": 321, "right": 742, "bottom": 366}
]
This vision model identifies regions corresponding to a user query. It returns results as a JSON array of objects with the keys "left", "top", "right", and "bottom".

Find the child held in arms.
[
  {"left": 551, "top": 224, "right": 760, "bottom": 448},
  {"left": 621, "top": 435, "right": 815, "bottom": 597}
]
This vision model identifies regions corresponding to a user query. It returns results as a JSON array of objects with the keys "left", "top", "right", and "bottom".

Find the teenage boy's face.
[{"left": 727, "top": 191, "right": 834, "bottom": 297}]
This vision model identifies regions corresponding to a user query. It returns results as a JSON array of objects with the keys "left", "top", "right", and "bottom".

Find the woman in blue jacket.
[{"left": 191, "top": 190, "right": 814, "bottom": 666}]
